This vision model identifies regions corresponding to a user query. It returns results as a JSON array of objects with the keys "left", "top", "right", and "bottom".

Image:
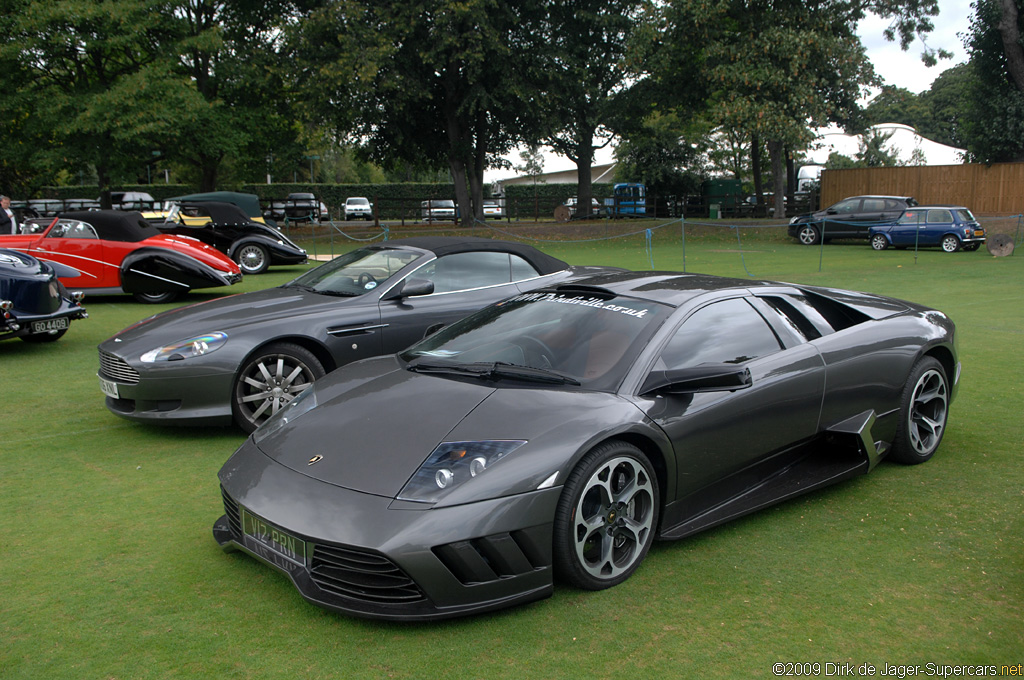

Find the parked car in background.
[
  {"left": 420, "top": 199, "right": 456, "bottom": 222},
  {"left": 564, "top": 197, "right": 601, "bottom": 217},
  {"left": 0, "top": 249, "right": 88, "bottom": 343},
  {"left": 869, "top": 206, "right": 986, "bottom": 252},
  {"left": 788, "top": 195, "right": 917, "bottom": 245},
  {"left": 96, "top": 237, "right": 621, "bottom": 432},
  {"left": 483, "top": 199, "right": 505, "bottom": 219},
  {"left": 0, "top": 210, "right": 242, "bottom": 303},
  {"left": 344, "top": 197, "right": 374, "bottom": 221},
  {"left": 149, "top": 202, "right": 307, "bottom": 275},
  {"left": 108, "top": 191, "right": 156, "bottom": 211},
  {"left": 284, "top": 193, "right": 320, "bottom": 223},
  {"left": 212, "top": 269, "right": 958, "bottom": 620}
]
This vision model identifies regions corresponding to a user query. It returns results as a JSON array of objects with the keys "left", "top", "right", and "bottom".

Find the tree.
[
  {"left": 294, "top": 1, "right": 547, "bottom": 225},
  {"left": 614, "top": 111, "right": 709, "bottom": 196},
  {"left": 960, "top": 0, "right": 1024, "bottom": 162},
  {"left": 534, "top": 0, "right": 655, "bottom": 218},
  {"left": 0, "top": 0, "right": 197, "bottom": 204},
  {"left": 659, "top": 0, "right": 945, "bottom": 216}
]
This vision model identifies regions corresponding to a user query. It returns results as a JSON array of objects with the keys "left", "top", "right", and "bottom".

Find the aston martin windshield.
[
  {"left": 283, "top": 246, "right": 425, "bottom": 296},
  {"left": 402, "top": 289, "right": 672, "bottom": 391}
]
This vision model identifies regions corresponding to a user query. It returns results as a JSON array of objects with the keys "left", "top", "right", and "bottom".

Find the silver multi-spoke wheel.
[
  {"left": 871, "top": 234, "right": 889, "bottom": 251},
  {"left": 236, "top": 243, "right": 269, "bottom": 275},
  {"left": 797, "top": 224, "right": 820, "bottom": 245},
  {"left": 890, "top": 357, "right": 949, "bottom": 464},
  {"left": 233, "top": 343, "right": 324, "bottom": 433},
  {"left": 907, "top": 368, "right": 948, "bottom": 455},
  {"left": 554, "top": 442, "right": 659, "bottom": 590},
  {"left": 941, "top": 234, "right": 961, "bottom": 253}
]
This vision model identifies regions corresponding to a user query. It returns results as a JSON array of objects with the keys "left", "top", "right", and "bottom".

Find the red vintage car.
[{"left": 0, "top": 210, "right": 242, "bottom": 303}]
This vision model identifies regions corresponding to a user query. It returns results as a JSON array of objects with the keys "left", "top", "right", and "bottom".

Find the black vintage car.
[
  {"left": 0, "top": 249, "right": 87, "bottom": 342},
  {"left": 152, "top": 202, "right": 307, "bottom": 275}
]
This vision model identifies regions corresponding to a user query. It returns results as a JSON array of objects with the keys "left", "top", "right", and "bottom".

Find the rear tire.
[
  {"left": 133, "top": 291, "right": 180, "bottom": 304},
  {"left": 553, "top": 441, "right": 659, "bottom": 590},
  {"left": 889, "top": 357, "right": 949, "bottom": 464},
  {"left": 941, "top": 234, "right": 961, "bottom": 253}
]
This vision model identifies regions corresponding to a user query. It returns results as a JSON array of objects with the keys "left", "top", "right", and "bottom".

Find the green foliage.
[{"left": 614, "top": 112, "right": 708, "bottom": 194}]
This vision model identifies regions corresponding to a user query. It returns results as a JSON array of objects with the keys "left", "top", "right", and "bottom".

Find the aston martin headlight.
[
  {"left": 397, "top": 440, "right": 527, "bottom": 503},
  {"left": 252, "top": 386, "right": 318, "bottom": 444},
  {"left": 140, "top": 331, "right": 228, "bottom": 363}
]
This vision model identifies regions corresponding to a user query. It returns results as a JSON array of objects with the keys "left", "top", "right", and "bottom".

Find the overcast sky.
[{"left": 858, "top": 0, "right": 972, "bottom": 95}]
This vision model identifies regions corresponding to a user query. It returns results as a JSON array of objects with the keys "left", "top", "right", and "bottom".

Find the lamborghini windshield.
[
  {"left": 402, "top": 290, "right": 671, "bottom": 391},
  {"left": 283, "top": 246, "right": 425, "bottom": 296}
]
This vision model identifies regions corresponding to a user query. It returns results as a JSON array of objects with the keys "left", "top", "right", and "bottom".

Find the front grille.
[
  {"left": 311, "top": 544, "right": 425, "bottom": 604},
  {"left": 98, "top": 350, "right": 140, "bottom": 384},
  {"left": 220, "top": 486, "right": 242, "bottom": 539}
]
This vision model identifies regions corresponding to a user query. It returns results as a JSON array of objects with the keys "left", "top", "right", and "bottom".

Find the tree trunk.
[
  {"left": 751, "top": 134, "right": 765, "bottom": 216},
  {"left": 575, "top": 134, "right": 595, "bottom": 218},
  {"left": 999, "top": 0, "right": 1024, "bottom": 93},
  {"left": 768, "top": 139, "right": 785, "bottom": 218}
]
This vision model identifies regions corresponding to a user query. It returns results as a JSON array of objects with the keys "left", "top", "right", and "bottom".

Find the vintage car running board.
[{"left": 659, "top": 411, "right": 886, "bottom": 541}]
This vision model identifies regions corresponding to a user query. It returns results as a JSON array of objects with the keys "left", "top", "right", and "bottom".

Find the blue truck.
[{"left": 604, "top": 183, "right": 646, "bottom": 217}]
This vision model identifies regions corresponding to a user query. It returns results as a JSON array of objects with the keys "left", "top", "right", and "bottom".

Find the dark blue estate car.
[{"left": 869, "top": 206, "right": 986, "bottom": 253}]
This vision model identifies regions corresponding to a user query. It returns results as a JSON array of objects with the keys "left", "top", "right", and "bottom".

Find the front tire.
[
  {"left": 232, "top": 342, "right": 325, "bottom": 433},
  {"left": 941, "top": 234, "right": 961, "bottom": 253},
  {"left": 797, "top": 224, "right": 821, "bottom": 246},
  {"left": 889, "top": 357, "right": 949, "bottom": 464},
  {"left": 235, "top": 243, "right": 270, "bottom": 275},
  {"left": 553, "top": 441, "right": 659, "bottom": 590},
  {"left": 871, "top": 234, "right": 889, "bottom": 251}
]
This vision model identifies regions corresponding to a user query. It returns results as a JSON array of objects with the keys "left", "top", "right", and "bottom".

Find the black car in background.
[
  {"left": 0, "top": 249, "right": 87, "bottom": 342},
  {"left": 151, "top": 202, "right": 307, "bottom": 275},
  {"left": 788, "top": 195, "right": 917, "bottom": 245}
]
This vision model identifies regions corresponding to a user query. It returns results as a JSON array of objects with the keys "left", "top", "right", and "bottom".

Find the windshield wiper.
[
  {"left": 407, "top": 360, "right": 580, "bottom": 385},
  {"left": 282, "top": 282, "right": 317, "bottom": 293},
  {"left": 312, "top": 289, "right": 360, "bottom": 297}
]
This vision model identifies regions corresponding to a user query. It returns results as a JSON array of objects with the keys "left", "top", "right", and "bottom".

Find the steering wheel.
[
  {"left": 357, "top": 272, "right": 377, "bottom": 287},
  {"left": 518, "top": 336, "right": 555, "bottom": 370}
]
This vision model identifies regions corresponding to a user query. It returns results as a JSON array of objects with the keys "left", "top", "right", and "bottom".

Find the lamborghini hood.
[{"left": 252, "top": 356, "right": 497, "bottom": 498}]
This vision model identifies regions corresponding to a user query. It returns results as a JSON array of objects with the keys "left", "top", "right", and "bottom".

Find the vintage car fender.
[{"left": 120, "top": 247, "right": 237, "bottom": 294}]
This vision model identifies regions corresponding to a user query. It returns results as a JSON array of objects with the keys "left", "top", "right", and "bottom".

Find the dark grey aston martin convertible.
[
  {"left": 98, "top": 237, "right": 615, "bottom": 432},
  {"left": 213, "top": 271, "right": 958, "bottom": 621}
]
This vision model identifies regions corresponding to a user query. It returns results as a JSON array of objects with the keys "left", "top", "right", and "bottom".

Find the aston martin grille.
[
  {"left": 310, "top": 544, "right": 425, "bottom": 604},
  {"left": 98, "top": 350, "right": 140, "bottom": 384}
]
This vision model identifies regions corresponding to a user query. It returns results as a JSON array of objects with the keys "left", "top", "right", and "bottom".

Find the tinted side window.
[
  {"left": 660, "top": 298, "right": 782, "bottom": 370},
  {"left": 927, "top": 209, "right": 953, "bottom": 223},
  {"left": 831, "top": 199, "right": 861, "bottom": 214},
  {"left": 417, "top": 252, "right": 512, "bottom": 293},
  {"left": 862, "top": 199, "right": 886, "bottom": 211}
]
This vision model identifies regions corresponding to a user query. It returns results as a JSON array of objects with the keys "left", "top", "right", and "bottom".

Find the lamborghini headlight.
[
  {"left": 397, "top": 440, "right": 527, "bottom": 503},
  {"left": 140, "top": 331, "right": 228, "bottom": 363}
]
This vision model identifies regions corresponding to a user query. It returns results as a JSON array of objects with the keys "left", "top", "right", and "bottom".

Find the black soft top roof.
[
  {"left": 373, "top": 237, "right": 569, "bottom": 276},
  {"left": 181, "top": 201, "right": 254, "bottom": 225},
  {"left": 58, "top": 210, "right": 160, "bottom": 242}
]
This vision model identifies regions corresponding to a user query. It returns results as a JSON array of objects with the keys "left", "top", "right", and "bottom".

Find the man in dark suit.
[{"left": 0, "top": 195, "right": 17, "bottom": 234}]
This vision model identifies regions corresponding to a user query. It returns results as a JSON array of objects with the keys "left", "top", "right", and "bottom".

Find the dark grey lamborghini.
[
  {"left": 213, "top": 271, "right": 958, "bottom": 621},
  {"left": 98, "top": 237, "right": 616, "bottom": 432}
]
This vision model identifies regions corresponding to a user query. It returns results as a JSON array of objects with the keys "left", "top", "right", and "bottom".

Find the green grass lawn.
[{"left": 2, "top": 223, "right": 1021, "bottom": 679}]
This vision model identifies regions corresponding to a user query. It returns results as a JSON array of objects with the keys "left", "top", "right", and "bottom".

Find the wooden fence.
[{"left": 822, "top": 163, "right": 1024, "bottom": 215}]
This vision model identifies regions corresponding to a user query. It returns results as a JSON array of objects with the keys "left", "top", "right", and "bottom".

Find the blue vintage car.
[
  {"left": 869, "top": 206, "right": 986, "bottom": 252},
  {"left": 0, "top": 249, "right": 87, "bottom": 342}
]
